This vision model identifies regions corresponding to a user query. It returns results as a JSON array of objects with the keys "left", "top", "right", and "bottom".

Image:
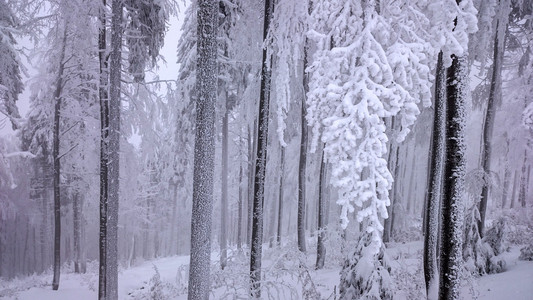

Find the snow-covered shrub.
[
  {"left": 129, "top": 265, "right": 181, "bottom": 300},
  {"left": 149, "top": 266, "right": 163, "bottom": 300},
  {"left": 339, "top": 233, "right": 393, "bottom": 300},
  {"left": 483, "top": 217, "right": 508, "bottom": 256},
  {"left": 463, "top": 205, "right": 506, "bottom": 275},
  {"left": 390, "top": 256, "right": 425, "bottom": 300},
  {"left": 518, "top": 244, "right": 533, "bottom": 261}
]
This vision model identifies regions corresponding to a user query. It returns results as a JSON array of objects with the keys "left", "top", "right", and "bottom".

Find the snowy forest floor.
[{"left": 1, "top": 241, "right": 532, "bottom": 299}]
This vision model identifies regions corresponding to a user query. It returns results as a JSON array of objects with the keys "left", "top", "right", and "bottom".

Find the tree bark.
[
  {"left": 237, "top": 148, "right": 244, "bottom": 250},
  {"left": 439, "top": 53, "right": 467, "bottom": 300},
  {"left": 315, "top": 145, "right": 327, "bottom": 269},
  {"left": 220, "top": 108, "right": 229, "bottom": 269},
  {"left": 478, "top": 18, "right": 504, "bottom": 237},
  {"left": 250, "top": 0, "right": 274, "bottom": 296},
  {"left": 52, "top": 25, "right": 68, "bottom": 291},
  {"left": 187, "top": 1, "right": 217, "bottom": 299},
  {"left": 98, "top": 0, "right": 109, "bottom": 297},
  {"left": 276, "top": 146, "right": 285, "bottom": 246},
  {"left": 424, "top": 51, "right": 445, "bottom": 299},
  {"left": 518, "top": 151, "right": 528, "bottom": 208}
]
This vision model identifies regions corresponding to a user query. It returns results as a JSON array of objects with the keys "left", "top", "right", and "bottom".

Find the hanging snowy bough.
[
  {"left": 267, "top": 0, "right": 310, "bottom": 146},
  {"left": 306, "top": 0, "right": 477, "bottom": 255}
]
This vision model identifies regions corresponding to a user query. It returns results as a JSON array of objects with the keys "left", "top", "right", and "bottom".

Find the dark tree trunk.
[
  {"left": 315, "top": 146, "right": 327, "bottom": 269},
  {"left": 52, "top": 25, "right": 68, "bottom": 291},
  {"left": 103, "top": 0, "right": 124, "bottom": 298},
  {"left": 424, "top": 51, "right": 446, "bottom": 299},
  {"left": 187, "top": 1, "right": 217, "bottom": 299},
  {"left": 73, "top": 192, "right": 81, "bottom": 273},
  {"left": 237, "top": 149, "right": 244, "bottom": 250},
  {"left": 220, "top": 108, "right": 229, "bottom": 269},
  {"left": 98, "top": 0, "right": 109, "bottom": 297},
  {"left": 247, "top": 122, "right": 255, "bottom": 246},
  {"left": 250, "top": 0, "right": 274, "bottom": 296},
  {"left": 439, "top": 53, "right": 468, "bottom": 300},
  {"left": 298, "top": 32, "right": 310, "bottom": 253},
  {"left": 276, "top": 146, "right": 285, "bottom": 246},
  {"left": 518, "top": 151, "right": 528, "bottom": 208},
  {"left": 478, "top": 18, "right": 504, "bottom": 237}
]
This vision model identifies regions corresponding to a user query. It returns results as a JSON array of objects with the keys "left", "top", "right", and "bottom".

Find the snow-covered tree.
[
  {"left": 0, "top": 0, "right": 23, "bottom": 129},
  {"left": 187, "top": 0, "right": 217, "bottom": 299},
  {"left": 306, "top": 0, "right": 476, "bottom": 298}
]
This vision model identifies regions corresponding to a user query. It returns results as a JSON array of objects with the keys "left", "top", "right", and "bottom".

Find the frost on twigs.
[{"left": 339, "top": 232, "right": 393, "bottom": 300}]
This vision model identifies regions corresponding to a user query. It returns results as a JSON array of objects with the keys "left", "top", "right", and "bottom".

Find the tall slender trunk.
[
  {"left": 187, "top": 1, "right": 217, "bottom": 299},
  {"left": 98, "top": 0, "right": 109, "bottom": 297},
  {"left": 98, "top": 0, "right": 123, "bottom": 298},
  {"left": 276, "top": 146, "right": 285, "bottom": 246},
  {"left": 73, "top": 192, "right": 81, "bottom": 273},
  {"left": 315, "top": 145, "right": 327, "bottom": 269},
  {"left": 237, "top": 148, "right": 244, "bottom": 250},
  {"left": 250, "top": 0, "right": 274, "bottom": 296},
  {"left": 510, "top": 170, "right": 519, "bottom": 209},
  {"left": 247, "top": 122, "right": 255, "bottom": 246},
  {"left": 439, "top": 52, "right": 467, "bottom": 300},
  {"left": 52, "top": 25, "right": 68, "bottom": 291},
  {"left": 501, "top": 167, "right": 510, "bottom": 208},
  {"left": 478, "top": 19, "right": 504, "bottom": 237},
  {"left": 298, "top": 31, "right": 311, "bottom": 254},
  {"left": 220, "top": 109, "right": 229, "bottom": 269},
  {"left": 424, "top": 52, "right": 445, "bottom": 299},
  {"left": 518, "top": 151, "right": 528, "bottom": 207}
]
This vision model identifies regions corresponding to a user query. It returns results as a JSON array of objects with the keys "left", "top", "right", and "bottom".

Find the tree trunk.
[
  {"left": 73, "top": 192, "right": 81, "bottom": 273},
  {"left": 439, "top": 53, "right": 468, "bottom": 300},
  {"left": 298, "top": 29, "right": 311, "bottom": 254},
  {"left": 424, "top": 51, "right": 445, "bottom": 300},
  {"left": 187, "top": 1, "right": 217, "bottom": 299},
  {"left": 220, "top": 108, "right": 229, "bottom": 269},
  {"left": 510, "top": 170, "right": 519, "bottom": 209},
  {"left": 247, "top": 122, "right": 255, "bottom": 246},
  {"left": 276, "top": 146, "right": 285, "bottom": 246},
  {"left": 501, "top": 167, "right": 510, "bottom": 208},
  {"left": 250, "top": 0, "right": 274, "bottom": 296},
  {"left": 52, "top": 25, "right": 68, "bottom": 291},
  {"left": 98, "top": 0, "right": 109, "bottom": 297},
  {"left": 316, "top": 145, "right": 327, "bottom": 269},
  {"left": 518, "top": 151, "right": 528, "bottom": 208},
  {"left": 478, "top": 19, "right": 504, "bottom": 237},
  {"left": 237, "top": 149, "right": 244, "bottom": 250}
]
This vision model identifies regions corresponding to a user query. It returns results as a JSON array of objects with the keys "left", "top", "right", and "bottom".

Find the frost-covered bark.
[
  {"left": 98, "top": 1, "right": 109, "bottom": 298},
  {"left": 105, "top": 1, "right": 124, "bottom": 298},
  {"left": 439, "top": 53, "right": 468, "bottom": 300},
  {"left": 424, "top": 51, "right": 446, "bottom": 300},
  {"left": 187, "top": 0, "right": 217, "bottom": 299},
  {"left": 250, "top": 0, "right": 274, "bottom": 297},
  {"left": 297, "top": 90, "right": 308, "bottom": 253}
]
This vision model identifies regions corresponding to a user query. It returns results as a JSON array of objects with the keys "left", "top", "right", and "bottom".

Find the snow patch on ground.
[{"left": 2, "top": 243, "right": 532, "bottom": 299}]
